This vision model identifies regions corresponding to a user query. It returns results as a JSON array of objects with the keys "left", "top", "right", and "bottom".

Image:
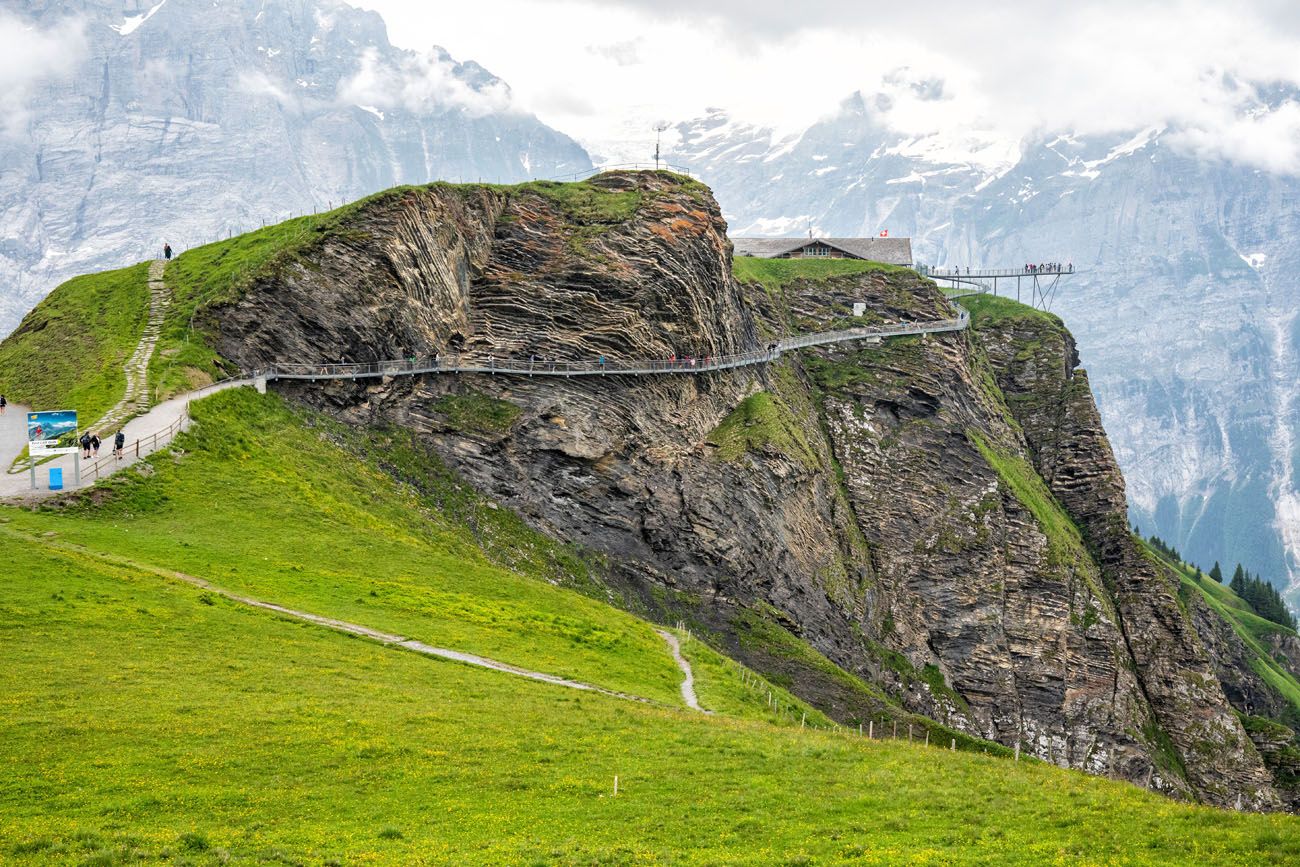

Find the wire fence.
[
  {"left": 686, "top": 630, "right": 1014, "bottom": 759},
  {"left": 83, "top": 409, "right": 189, "bottom": 482}
]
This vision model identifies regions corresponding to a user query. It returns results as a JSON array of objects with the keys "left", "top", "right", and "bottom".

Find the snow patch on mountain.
[{"left": 111, "top": 0, "right": 169, "bottom": 36}]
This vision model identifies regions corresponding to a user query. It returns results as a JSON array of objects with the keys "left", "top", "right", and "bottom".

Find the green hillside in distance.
[{"left": 0, "top": 262, "right": 150, "bottom": 423}]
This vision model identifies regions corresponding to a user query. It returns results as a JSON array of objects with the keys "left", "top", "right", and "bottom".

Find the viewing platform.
[{"left": 919, "top": 264, "right": 1079, "bottom": 311}]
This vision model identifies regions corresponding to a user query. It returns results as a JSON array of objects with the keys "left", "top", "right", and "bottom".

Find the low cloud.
[
  {"left": 236, "top": 69, "right": 315, "bottom": 114},
  {"left": 0, "top": 11, "right": 87, "bottom": 136},
  {"left": 587, "top": 38, "right": 644, "bottom": 67},
  {"left": 363, "top": 0, "right": 1300, "bottom": 175},
  {"left": 338, "top": 47, "right": 515, "bottom": 117}
]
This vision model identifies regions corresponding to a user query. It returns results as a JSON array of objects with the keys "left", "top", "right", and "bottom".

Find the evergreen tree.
[
  {"left": 1210, "top": 561, "right": 1223, "bottom": 583},
  {"left": 1223, "top": 564, "right": 1297, "bottom": 630}
]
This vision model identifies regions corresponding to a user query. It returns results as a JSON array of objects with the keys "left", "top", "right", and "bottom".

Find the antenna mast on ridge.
[{"left": 654, "top": 122, "right": 670, "bottom": 170}]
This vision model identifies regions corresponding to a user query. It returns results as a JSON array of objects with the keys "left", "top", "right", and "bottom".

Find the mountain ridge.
[{"left": 0, "top": 0, "right": 592, "bottom": 337}]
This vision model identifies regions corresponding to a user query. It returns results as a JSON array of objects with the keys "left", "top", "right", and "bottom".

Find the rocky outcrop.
[
  {"left": 974, "top": 302, "right": 1280, "bottom": 807},
  {"left": 674, "top": 105, "right": 1300, "bottom": 610},
  {"left": 207, "top": 170, "right": 1282, "bottom": 807}
]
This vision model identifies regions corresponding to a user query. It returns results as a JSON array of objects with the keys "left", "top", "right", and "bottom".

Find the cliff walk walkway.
[
  {"left": 259, "top": 308, "right": 969, "bottom": 383},
  {"left": 2, "top": 305, "right": 968, "bottom": 500}
]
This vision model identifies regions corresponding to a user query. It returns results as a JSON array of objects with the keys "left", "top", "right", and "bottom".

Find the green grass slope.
[
  {"left": 958, "top": 292, "right": 1066, "bottom": 330},
  {"left": 732, "top": 255, "right": 909, "bottom": 290},
  {"left": 6, "top": 538, "right": 1300, "bottom": 865},
  {"left": 1148, "top": 542, "right": 1300, "bottom": 720},
  {"left": 0, "top": 263, "right": 150, "bottom": 423},
  {"left": 2, "top": 388, "right": 686, "bottom": 706}
]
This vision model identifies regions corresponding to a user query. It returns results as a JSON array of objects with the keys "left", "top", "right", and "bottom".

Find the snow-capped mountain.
[
  {"left": 0, "top": 0, "right": 591, "bottom": 334},
  {"left": 671, "top": 96, "right": 1300, "bottom": 605}
]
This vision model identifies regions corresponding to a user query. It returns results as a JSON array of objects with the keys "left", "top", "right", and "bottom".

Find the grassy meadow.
[{"left": 6, "top": 531, "right": 1300, "bottom": 865}]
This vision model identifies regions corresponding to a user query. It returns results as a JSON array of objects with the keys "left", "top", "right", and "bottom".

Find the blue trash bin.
[{"left": 48, "top": 467, "right": 63, "bottom": 491}]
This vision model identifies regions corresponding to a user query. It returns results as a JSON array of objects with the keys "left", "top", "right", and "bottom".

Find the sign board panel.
[{"left": 28, "top": 410, "right": 79, "bottom": 456}]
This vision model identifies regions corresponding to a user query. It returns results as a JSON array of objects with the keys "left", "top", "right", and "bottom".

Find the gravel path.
[
  {"left": 92, "top": 260, "right": 169, "bottom": 433},
  {"left": 0, "top": 379, "right": 251, "bottom": 501},
  {"left": 156, "top": 565, "right": 661, "bottom": 704},
  {"left": 657, "top": 629, "right": 704, "bottom": 711}
]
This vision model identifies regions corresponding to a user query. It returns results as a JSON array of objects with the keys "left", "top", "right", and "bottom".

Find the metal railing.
[
  {"left": 81, "top": 375, "right": 253, "bottom": 482},
  {"left": 260, "top": 310, "right": 968, "bottom": 383},
  {"left": 920, "top": 266, "right": 1075, "bottom": 278},
  {"left": 50, "top": 311, "right": 967, "bottom": 491}
]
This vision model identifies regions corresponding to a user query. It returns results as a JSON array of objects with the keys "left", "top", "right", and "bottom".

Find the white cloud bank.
[
  {"left": 338, "top": 48, "right": 515, "bottom": 118},
  {"left": 357, "top": 0, "right": 1300, "bottom": 173},
  {"left": 0, "top": 12, "right": 87, "bottom": 136}
]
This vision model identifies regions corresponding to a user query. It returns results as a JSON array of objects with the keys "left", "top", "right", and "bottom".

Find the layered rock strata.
[{"left": 207, "top": 171, "right": 1283, "bottom": 807}]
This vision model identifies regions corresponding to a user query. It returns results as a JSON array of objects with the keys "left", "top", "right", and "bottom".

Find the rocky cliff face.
[
  {"left": 671, "top": 102, "right": 1300, "bottom": 611},
  {"left": 972, "top": 300, "right": 1281, "bottom": 805},
  {"left": 1, "top": 0, "right": 591, "bottom": 336},
  {"left": 203, "top": 171, "right": 1286, "bottom": 807}
]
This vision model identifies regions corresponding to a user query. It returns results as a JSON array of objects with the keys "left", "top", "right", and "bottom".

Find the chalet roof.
[{"left": 730, "top": 236, "right": 913, "bottom": 266}]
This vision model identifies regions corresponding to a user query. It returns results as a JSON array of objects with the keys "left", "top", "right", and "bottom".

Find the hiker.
[
  {"left": 114, "top": 430, "right": 125, "bottom": 460},
  {"left": 90, "top": 433, "right": 101, "bottom": 458},
  {"left": 80, "top": 431, "right": 92, "bottom": 459},
  {"left": 163, "top": 243, "right": 172, "bottom": 260},
  {"left": 0, "top": 394, "right": 6, "bottom": 415},
  {"left": 598, "top": 355, "right": 606, "bottom": 369}
]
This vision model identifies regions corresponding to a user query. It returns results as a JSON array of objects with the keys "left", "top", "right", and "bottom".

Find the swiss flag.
[{"left": 879, "top": 229, "right": 889, "bottom": 237}]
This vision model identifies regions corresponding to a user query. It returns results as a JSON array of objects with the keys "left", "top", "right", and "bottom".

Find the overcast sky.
[{"left": 358, "top": 0, "right": 1300, "bottom": 171}]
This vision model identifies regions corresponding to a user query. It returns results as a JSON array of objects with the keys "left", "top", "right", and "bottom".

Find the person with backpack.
[
  {"left": 114, "top": 430, "right": 126, "bottom": 460},
  {"left": 0, "top": 394, "right": 6, "bottom": 415},
  {"left": 79, "top": 432, "right": 92, "bottom": 459},
  {"left": 90, "top": 433, "right": 101, "bottom": 458},
  {"left": 163, "top": 243, "right": 172, "bottom": 260}
]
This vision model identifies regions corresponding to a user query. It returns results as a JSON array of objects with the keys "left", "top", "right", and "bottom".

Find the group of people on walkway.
[
  {"left": 1024, "top": 262, "right": 1071, "bottom": 273},
  {"left": 79, "top": 430, "right": 127, "bottom": 460}
]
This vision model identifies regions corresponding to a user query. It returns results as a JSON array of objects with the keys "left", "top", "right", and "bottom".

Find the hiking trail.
[
  {"left": 94, "top": 259, "right": 170, "bottom": 434},
  {"left": 656, "top": 629, "right": 703, "bottom": 712}
]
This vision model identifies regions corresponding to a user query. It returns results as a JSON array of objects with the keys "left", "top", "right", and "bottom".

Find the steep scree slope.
[{"left": 200, "top": 172, "right": 1281, "bottom": 807}]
